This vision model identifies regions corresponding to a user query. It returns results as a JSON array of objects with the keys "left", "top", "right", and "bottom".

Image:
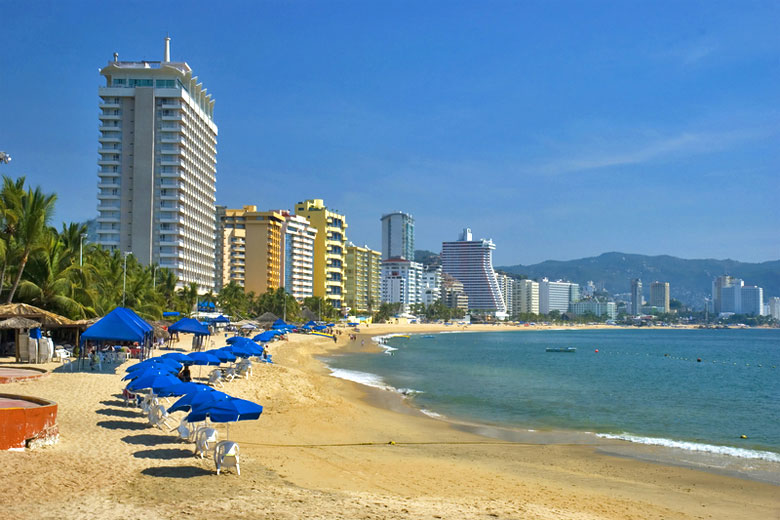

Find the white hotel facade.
[
  {"left": 281, "top": 212, "right": 317, "bottom": 301},
  {"left": 96, "top": 38, "right": 218, "bottom": 289},
  {"left": 441, "top": 229, "right": 507, "bottom": 317}
]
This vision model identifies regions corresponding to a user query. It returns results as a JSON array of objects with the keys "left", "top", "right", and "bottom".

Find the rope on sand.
[{"left": 230, "top": 440, "right": 595, "bottom": 448}]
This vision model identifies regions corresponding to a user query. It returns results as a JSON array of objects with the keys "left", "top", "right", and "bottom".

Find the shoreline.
[
  {"left": 325, "top": 323, "right": 780, "bottom": 485},
  {"left": 0, "top": 328, "right": 777, "bottom": 519}
]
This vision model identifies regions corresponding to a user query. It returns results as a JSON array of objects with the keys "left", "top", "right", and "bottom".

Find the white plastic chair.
[
  {"left": 194, "top": 427, "right": 218, "bottom": 458},
  {"left": 171, "top": 418, "right": 193, "bottom": 442},
  {"left": 214, "top": 441, "right": 240, "bottom": 475},
  {"left": 236, "top": 361, "right": 252, "bottom": 379},
  {"left": 148, "top": 404, "right": 174, "bottom": 430},
  {"left": 139, "top": 394, "right": 159, "bottom": 414},
  {"left": 207, "top": 369, "right": 224, "bottom": 388}
]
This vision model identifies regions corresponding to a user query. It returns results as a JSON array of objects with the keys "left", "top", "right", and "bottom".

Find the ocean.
[{"left": 324, "top": 328, "right": 780, "bottom": 480}]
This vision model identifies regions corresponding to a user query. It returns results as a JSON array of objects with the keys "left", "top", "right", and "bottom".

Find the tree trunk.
[
  {"left": 0, "top": 260, "right": 6, "bottom": 299},
  {"left": 6, "top": 249, "right": 29, "bottom": 303}
]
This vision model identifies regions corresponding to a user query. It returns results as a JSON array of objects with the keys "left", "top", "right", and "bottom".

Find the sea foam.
[
  {"left": 327, "top": 367, "right": 422, "bottom": 399},
  {"left": 597, "top": 433, "right": 780, "bottom": 462}
]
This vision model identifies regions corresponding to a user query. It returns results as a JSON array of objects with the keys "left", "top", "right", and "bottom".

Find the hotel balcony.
[
  {"left": 98, "top": 112, "right": 121, "bottom": 120},
  {"left": 98, "top": 135, "right": 121, "bottom": 143},
  {"left": 99, "top": 101, "right": 120, "bottom": 109},
  {"left": 99, "top": 124, "right": 121, "bottom": 132},
  {"left": 160, "top": 113, "right": 183, "bottom": 121},
  {"left": 97, "top": 159, "right": 121, "bottom": 166}
]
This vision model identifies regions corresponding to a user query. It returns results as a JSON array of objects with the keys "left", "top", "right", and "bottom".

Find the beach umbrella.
[
  {"left": 145, "top": 356, "right": 184, "bottom": 369},
  {"left": 126, "top": 373, "right": 180, "bottom": 392},
  {"left": 253, "top": 331, "right": 275, "bottom": 342},
  {"left": 122, "top": 367, "right": 177, "bottom": 381},
  {"left": 205, "top": 348, "right": 236, "bottom": 363},
  {"left": 225, "top": 336, "right": 253, "bottom": 345},
  {"left": 161, "top": 352, "right": 193, "bottom": 364},
  {"left": 185, "top": 351, "right": 221, "bottom": 366},
  {"left": 125, "top": 360, "right": 180, "bottom": 373},
  {"left": 186, "top": 397, "right": 263, "bottom": 438},
  {"left": 156, "top": 381, "right": 210, "bottom": 398},
  {"left": 227, "top": 343, "right": 260, "bottom": 358},
  {"left": 168, "top": 388, "right": 229, "bottom": 414}
]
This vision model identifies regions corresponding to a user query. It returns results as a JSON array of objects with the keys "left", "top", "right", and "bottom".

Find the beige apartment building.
[{"left": 345, "top": 244, "right": 381, "bottom": 314}]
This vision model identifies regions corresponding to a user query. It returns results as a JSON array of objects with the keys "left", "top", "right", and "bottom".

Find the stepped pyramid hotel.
[
  {"left": 96, "top": 38, "right": 218, "bottom": 289},
  {"left": 441, "top": 229, "right": 507, "bottom": 318}
]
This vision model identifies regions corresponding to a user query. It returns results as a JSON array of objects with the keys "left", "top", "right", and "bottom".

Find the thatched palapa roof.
[
  {"left": 255, "top": 312, "right": 278, "bottom": 324},
  {"left": 0, "top": 317, "right": 41, "bottom": 329},
  {"left": 0, "top": 303, "right": 78, "bottom": 327}
]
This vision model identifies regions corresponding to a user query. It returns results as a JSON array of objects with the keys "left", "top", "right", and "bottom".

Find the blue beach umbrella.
[
  {"left": 227, "top": 344, "right": 258, "bottom": 358},
  {"left": 186, "top": 397, "right": 263, "bottom": 427},
  {"left": 168, "top": 388, "right": 229, "bottom": 414},
  {"left": 253, "top": 331, "right": 276, "bottom": 342},
  {"left": 122, "top": 367, "right": 177, "bottom": 381},
  {"left": 125, "top": 358, "right": 181, "bottom": 373},
  {"left": 186, "top": 351, "right": 221, "bottom": 366},
  {"left": 161, "top": 352, "right": 193, "bottom": 364},
  {"left": 225, "top": 336, "right": 247, "bottom": 345},
  {"left": 205, "top": 348, "right": 236, "bottom": 363},
  {"left": 126, "top": 373, "right": 180, "bottom": 393},
  {"left": 156, "top": 381, "right": 210, "bottom": 398}
]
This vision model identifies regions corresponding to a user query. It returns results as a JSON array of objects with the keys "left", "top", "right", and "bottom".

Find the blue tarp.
[
  {"left": 168, "top": 317, "right": 210, "bottom": 336},
  {"left": 81, "top": 307, "right": 153, "bottom": 344},
  {"left": 163, "top": 311, "right": 180, "bottom": 317},
  {"left": 272, "top": 319, "right": 288, "bottom": 327},
  {"left": 211, "top": 315, "right": 230, "bottom": 323}
]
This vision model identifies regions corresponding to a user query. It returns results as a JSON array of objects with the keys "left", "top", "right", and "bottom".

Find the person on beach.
[
  {"left": 178, "top": 365, "right": 191, "bottom": 382},
  {"left": 333, "top": 335, "right": 337, "bottom": 343}
]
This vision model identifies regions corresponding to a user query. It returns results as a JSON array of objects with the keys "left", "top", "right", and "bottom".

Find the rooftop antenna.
[
  {"left": 164, "top": 35, "right": 171, "bottom": 62},
  {"left": 113, "top": 52, "right": 118, "bottom": 62}
]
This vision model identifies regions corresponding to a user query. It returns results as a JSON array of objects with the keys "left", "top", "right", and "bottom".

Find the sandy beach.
[{"left": 0, "top": 325, "right": 777, "bottom": 520}]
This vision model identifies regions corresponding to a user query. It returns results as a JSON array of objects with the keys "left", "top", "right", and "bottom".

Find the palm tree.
[
  {"left": 6, "top": 185, "right": 57, "bottom": 303},
  {"left": 16, "top": 230, "right": 95, "bottom": 318},
  {"left": 0, "top": 176, "right": 26, "bottom": 296},
  {"left": 177, "top": 282, "right": 199, "bottom": 315}
]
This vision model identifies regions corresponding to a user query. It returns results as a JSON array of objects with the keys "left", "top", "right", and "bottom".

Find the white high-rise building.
[
  {"left": 380, "top": 211, "right": 415, "bottom": 261},
  {"left": 280, "top": 212, "right": 317, "bottom": 301},
  {"left": 539, "top": 278, "right": 577, "bottom": 315},
  {"left": 441, "top": 229, "right": 506, "bottom": 317},
  {"left": 496, "top": 274, "right": 514, "bottom": 317},
  {"left": 96, "top": 38, "right": 218, "bottom": 289},
  {"left": 769, "top": 297, "right": 780, "bottom": 320},
  {"left": 740, "top": 286, "right": 764, "bottom": 316},
  {"left": 630, "top": 278, "right": 643, "bottom": 315},
  {"left": 420, "top": 266, "right": 442, "bottom": 306},
  {"left": 380, "top": 258, "right": 423, "bottom": 312}
]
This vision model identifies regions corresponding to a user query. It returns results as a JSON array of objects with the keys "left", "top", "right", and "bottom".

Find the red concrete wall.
[{"left": 0, "top": 394, "right": 58, "bottom": 450}]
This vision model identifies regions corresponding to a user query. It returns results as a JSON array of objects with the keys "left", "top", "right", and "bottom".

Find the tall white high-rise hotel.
[{"left": 96, "top": 38, "right": 217, "bottom": 289}]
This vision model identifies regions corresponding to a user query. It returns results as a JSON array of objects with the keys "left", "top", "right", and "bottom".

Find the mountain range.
[{"left": 417, "top": 250, "right": 779, "bottom": 309}]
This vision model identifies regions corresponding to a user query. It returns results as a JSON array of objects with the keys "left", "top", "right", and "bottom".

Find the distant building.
[
  {"left": 769, "top": 297, "right": 780, "bottom": 320},
  {"left": 96, "top": 38, "right": 217, "bottom": 289},
  {"left": 280, "top": 212, "right": 317, "bottom": 301},
  {"left": 441, "top": 229, "right": 506, "bottom": 317},
  {"left": 649, "top": 281, "right": 670, "bottom": 313},
  {"left": 630, "top": 278, "right": 643, "bottom": 316},
  {"left": 496, "top": 274, "right": 514, "bottom": 317},
  {"left": 295, "top": 199, "right": 348, "bottom": 310},
  {"left": 512, "top": 279, "right": 539, "bottom": 315},
  {"left": 740, "top": 286, "right": 764, "bottom": 316},
  {"left": 712, "top": 275, "right": 738, "bottom": 314},
  {"left": 345, "top": 243, "right": 381, "bottom": 314},
  {"left": 380, "top": 258, "right": 423, "bottom": 312},
  {"left": 539, "top": 278, "right": 578, "bottom": 315},
  {"left": 244, "top": 209, "right": 285, "bottom": 296},
  {"left": 570, "top": 301, "right": 617, "bottom": 320},
  {"left": 380, "top": 211, "right": 415, "bottom": 261},
  {"left": 441, "top": 274, "right": 468, "bottom": 311},
  {"left": 216, "top": 205, "right": 251, "bottom": 290},
  {"left": 420, "top": 266, "right": 442, "bottom": 306}
]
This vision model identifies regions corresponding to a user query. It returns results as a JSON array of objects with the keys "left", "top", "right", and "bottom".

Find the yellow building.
[
  {"left": 345, "top": 243, "right": 381, "bottom": 314},
  {"left": 217, "top": 205, "right": 284, "bottom": 296},
  {"left": 295, "top": 199, "right": 348, "bottom": 310},
  {"left": 216, "top": 205, "right": 249, "bottom": 289}
]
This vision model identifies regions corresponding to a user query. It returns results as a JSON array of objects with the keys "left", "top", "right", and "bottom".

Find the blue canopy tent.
[
  {"left": 211, "top": 315, "right": 230, "bottom": 324},
  {"left": 304, "top": 320, "right": 317, "bottom": 327},
  {"left": 163, "top": 311, "right": 180, "bottom": 318},
  {"left": 168, "top": 318, "right": 210, "bottom": 335},
  {"left": 168, "top": 317, "right": 211, "bottom": 351},
  {"left": 80, "top": 307, "right": 154, "bottom": 362},
  {"left": 272, "top": 318, "right": 288, "bottom": 327}
]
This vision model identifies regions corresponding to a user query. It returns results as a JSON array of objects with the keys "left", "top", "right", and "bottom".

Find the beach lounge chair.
[
  {"left": 207, "top": 369, "right": 224, "bottom": 388},
  {"left": 172, "top": 418, "right": 193, "bottom": 442},
  {"left": 223, "top": 366, "right": 238, "bottom": 383},
  {"left": 214, "top": 441, "right": 240, "bottom": 475},
  {"left": 138, "top": 394, "right": 159, "bottom": 414},
  {"left": 236, "top": 360, "right": 252, "bottom": 379},
  {"left": 148, "top": 404, "right": 174, "bottom": 430},
  {"left": 194, "top": 427, "right": 218, "bottom": 458}
]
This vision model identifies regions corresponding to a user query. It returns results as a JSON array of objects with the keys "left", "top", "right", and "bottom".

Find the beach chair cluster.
[{"left": 121, "top": 343, "right": 267, "bottom": 476}]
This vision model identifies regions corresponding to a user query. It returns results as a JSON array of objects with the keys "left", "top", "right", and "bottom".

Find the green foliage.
[
  {"left": 409, "top": 301, "right": 465, "bottom": 322},
  {"left": 373, "top": 302, "right": 402, "bottom": 323},
  {"left": 255, "top": 287, "right": 300, "bottom": 321},
  {"left": 302, "top": 296, "right": 338, "bottom": 320}
]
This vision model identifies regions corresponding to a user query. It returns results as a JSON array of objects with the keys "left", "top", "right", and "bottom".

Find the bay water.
[{"left": 324, "top": 328, "right": 780, "bottom": 472}]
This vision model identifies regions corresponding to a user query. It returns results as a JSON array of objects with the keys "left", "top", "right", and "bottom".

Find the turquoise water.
[{"left": 326, "top": 329, "right": 780, "bottom": 460}]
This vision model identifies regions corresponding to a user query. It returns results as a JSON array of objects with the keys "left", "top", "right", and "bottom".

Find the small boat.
[
  {"left": 396, "top": 335, "right": 410, "bottom": 339},
  {"left": 421, "top": 335, "right": 434, "bottom": 339},
  {"left": 546, "top": 347, "right": 576, "bottom": 353}
]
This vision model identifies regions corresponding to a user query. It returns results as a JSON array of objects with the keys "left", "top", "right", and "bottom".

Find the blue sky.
[{"left": 1, "top": 0, "right": 778, "bottom": 265}]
